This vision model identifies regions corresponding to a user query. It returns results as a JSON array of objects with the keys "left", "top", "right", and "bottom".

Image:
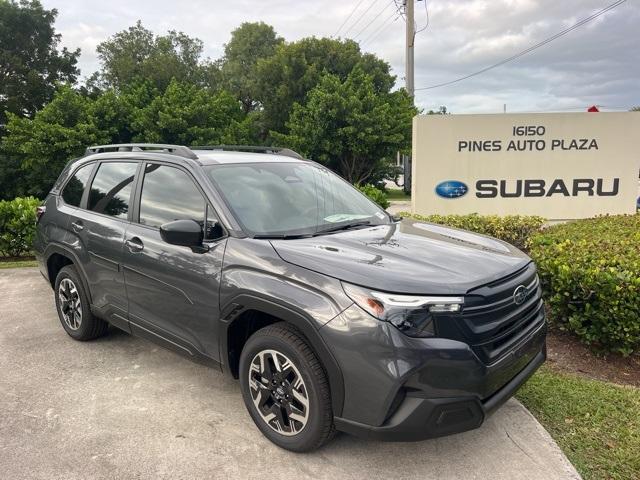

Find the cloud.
[{"left": 42, "top": 0, "right": 640, "bottom": 112}]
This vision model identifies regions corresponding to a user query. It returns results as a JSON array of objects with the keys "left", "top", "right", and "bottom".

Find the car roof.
[
  {"left": 79, "top": 144, "right": 306, "bottom": 167},
  {"left": 192, "top": 150, "right": 305, "bottom": 165}
]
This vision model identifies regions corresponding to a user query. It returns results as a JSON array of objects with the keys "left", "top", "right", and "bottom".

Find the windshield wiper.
[
  {"left": 253, "top": 233, "right": 315, "bottom": 239},
  {"left": 314, "top": 220, "right": 374, "bottom": 235},
  {"left": 253, "top": 221, "right": 377, "bottom": 239}
]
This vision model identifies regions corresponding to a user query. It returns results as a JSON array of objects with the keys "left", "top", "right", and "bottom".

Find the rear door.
[
  {"left": 67, "top": 160, "right": 139, "bottom": 331},
  {"left": 122, "top": 162, "right": 226, "bottom": 361}
]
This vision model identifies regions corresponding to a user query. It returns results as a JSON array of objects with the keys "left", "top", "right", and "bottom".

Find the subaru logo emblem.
[
  {"left": 513, "top": 285, "right": 527, "bottom": 305},
  {"left": 435, "top": 180, "right": 468, "bottom": 199}
]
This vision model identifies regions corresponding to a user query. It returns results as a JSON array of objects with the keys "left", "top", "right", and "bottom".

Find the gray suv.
[{"left": 34, "top": 144, "right": 546, "bottom": 452}]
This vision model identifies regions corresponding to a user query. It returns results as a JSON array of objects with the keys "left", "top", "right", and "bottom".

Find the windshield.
[{"left": 205, "top": 162, "right": 390, "bottom": 237}]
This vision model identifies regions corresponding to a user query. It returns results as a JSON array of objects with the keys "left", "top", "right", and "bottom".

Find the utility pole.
[
  {"left": 402, "top": 1, "right": 415, "bottom": 195},
  {"left": 405, "top": 0, "right": 415, "bottom": 98}
]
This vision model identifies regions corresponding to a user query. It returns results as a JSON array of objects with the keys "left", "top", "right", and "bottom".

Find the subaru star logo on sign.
[{"left": 435, "top": 180, "right": 468, "bottom": 199}]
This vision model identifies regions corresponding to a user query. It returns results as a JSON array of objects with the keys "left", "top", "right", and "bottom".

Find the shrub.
[
  {"left": 0, "top": 197, "right": 40, "bottom": 257},
  {"left": 400, "top": 212, "right": 545, "bottom": 251},
  {"left": 357, "top": 184, "right": 390, "bottom": 209},
  {"left": 528, "top": 214, "right": 640, "bottom": 355}
]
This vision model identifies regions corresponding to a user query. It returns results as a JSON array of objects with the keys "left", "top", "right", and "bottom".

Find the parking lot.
[{"left": 0, "top": 268, "right": 580, "bottom": 480}]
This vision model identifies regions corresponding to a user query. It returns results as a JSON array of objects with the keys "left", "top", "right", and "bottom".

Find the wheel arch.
[
  {"left": 44, "top": 244, "right": 92, "bottom": 304},
  {"left": 221, "top": 293, "right": 345, "bottom": 417}
]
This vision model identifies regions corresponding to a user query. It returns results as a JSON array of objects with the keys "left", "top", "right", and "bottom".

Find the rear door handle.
[
  {"left": 125, "top": 237, "right": 144, "bottom": 252},
  {"left": 71, "top": 221, "right": 84, "bottom": 232}
]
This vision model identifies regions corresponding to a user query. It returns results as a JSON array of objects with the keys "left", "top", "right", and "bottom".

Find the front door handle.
[
  {"left": 71, "top": 221, "right": 84, "bottom": 232},
  {"left": 125, "top": 237, "right": 144, "bottom": 252}
]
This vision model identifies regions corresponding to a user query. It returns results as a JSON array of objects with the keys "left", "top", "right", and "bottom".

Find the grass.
[
  {"left": 0, "top": 257, "right": 38, "bottom": 269},
  {"left": 386, "top": 188, "right": 411, "bottom": 201},
  {"left": 517, "top": 366, "right": 640, "bottom": 480}
]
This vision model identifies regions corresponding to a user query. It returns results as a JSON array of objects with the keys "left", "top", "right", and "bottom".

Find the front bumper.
[{"left": 321, "top": 304, "right": 546, "bottom": 441}]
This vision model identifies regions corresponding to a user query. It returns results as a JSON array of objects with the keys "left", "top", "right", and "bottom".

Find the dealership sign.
[{"left": 412, "top": 113, "right": 639, "bottom": 220}]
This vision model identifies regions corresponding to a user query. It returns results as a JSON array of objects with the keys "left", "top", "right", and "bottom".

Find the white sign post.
[{"left": 411, "top": 112, "right": 640, "bottom": 220}]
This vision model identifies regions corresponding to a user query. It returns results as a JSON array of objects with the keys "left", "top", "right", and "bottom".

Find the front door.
[{"left": 122, "top": 162, "right": 226, "bottom": 361}]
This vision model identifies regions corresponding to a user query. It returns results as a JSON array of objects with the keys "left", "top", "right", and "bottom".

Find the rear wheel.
[
  {"left": 239, "top": 323, "right": 335, "bottom": 452},
  {"left": 54, "top": 265, "right": 108, "bottom": 340}
]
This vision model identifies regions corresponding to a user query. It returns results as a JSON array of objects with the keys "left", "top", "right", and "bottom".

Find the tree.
[
  {"left": 427, "top": 106, "right": 449, "bottom": 115},
  {"left": 0, "top": 74, "right": 257, "bottom": 198},
  {"left": 95, "top": 21, "right": 216, "bottom": 91},
  {"left": 131, "top": 79, "right": 245, "bottom": 145},
  {"left": 0, "top": 0, "right": 80, "bottom": 128},
  {"left": 220, "top": 22, "right": 283, "bottom": 113},
  {"left": 1, "top": 86, "right": 106, "bottom": 198},
  {"left": 254, "top": 37, "right": 395, "bottom": 136},
  {"left": 272, "top": 67, "right": 416, "bottom": 185}
]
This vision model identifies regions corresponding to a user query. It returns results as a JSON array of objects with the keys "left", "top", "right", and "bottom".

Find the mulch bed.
[{"left": 546, "top": 329, "right": 640, "bottom": 387}]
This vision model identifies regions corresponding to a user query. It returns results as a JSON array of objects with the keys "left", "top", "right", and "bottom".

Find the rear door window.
[
  {"left": 87, "top": 162, "right": 138, "bottom": 219},
  {"left": 62, "top": 163, "right": 94, "bottom": 207}
]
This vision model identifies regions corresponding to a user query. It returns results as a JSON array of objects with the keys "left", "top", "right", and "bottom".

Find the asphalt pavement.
[{"left": 0, "top": 267, "right": 580, "bottom": 480}]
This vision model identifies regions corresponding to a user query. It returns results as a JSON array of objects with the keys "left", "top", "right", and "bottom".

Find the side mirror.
[{"left": 160, "top": 219, "right": 203, "bottom": 247}]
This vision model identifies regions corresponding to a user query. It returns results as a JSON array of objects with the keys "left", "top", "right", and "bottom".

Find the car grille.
[{"left": 435, "top": 262, "right": 545, "bottom": 365}]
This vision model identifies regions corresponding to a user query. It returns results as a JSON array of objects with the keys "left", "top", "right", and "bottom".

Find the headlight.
[{"left": 342, "top": 282, "right": 464, "bottom": 338}]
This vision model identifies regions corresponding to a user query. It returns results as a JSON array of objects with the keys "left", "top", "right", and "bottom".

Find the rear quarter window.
[{"left": 61, "top": 163, "right": 94, "bottom": 207}]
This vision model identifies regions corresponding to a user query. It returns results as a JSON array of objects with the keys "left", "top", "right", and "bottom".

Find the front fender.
[
  {"left": 219, "top": 237, "right": 352, "bottom": 416},
  {"left": 219, "top": 292, "right": 346, "bottom": 416}
]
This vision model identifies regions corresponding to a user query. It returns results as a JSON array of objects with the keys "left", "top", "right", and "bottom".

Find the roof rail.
[
  {"left": 192, "top": 145, "right": 304, "bottom": 160},
  {"left": 85, "top": 143, "right": 198, "bottom": 160}
]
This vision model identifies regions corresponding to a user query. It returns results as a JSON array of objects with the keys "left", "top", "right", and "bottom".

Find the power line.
[
  {"left": 344, "top": 0, "right": 384, "bottom": 37},
  {"left": 361, "top": 10, "right": 401, "bottom": 46},
  {"left": 415, "top": 0, "right": 627, "bottom": 91},
  {"left": 354, "top": 1, "right": 395, "bottom": 40},
  {"left": 392, "top": 0, "right": 406, "bottom": 21},
  {"left": 333, "top": 0, "right": 368, "bottom": 38},
  {"left": 415, "top": 0, "right": 429, "bottom": 35}
]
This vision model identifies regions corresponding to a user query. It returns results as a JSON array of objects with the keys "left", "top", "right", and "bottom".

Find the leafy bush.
[
  {"left": 400, "top": 212, "right": 545, "bottom": 251},
  {"left": 358, "top": 184, "right": 390, "bottom": 209},
  {"left": 0, "top": 197, "right": 40, "bottom": 257},
  {"left": 528, "top": 215, "right": 640, "bottom": 355}
]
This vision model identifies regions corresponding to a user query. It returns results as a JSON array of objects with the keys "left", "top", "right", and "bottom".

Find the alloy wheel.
[
  {"left": 248, "top": 349, "right": 310, "bottom": 436},
  {"left": 58, "top": 278, "right": 82, "bottom": 330}
]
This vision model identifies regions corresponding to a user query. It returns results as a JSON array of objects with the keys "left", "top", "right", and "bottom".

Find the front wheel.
[{"left": 239, "top": 323, "right": 335, "bottom": 452}]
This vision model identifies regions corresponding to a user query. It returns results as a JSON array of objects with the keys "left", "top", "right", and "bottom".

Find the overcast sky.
[{"left": 42, "top": 0, "right": 639, "bottom": 114}]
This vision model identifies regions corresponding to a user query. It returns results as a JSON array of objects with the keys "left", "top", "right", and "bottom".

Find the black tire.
[
  {"left": 239, "top": 323, "right": 335, "bottom": 452},
  {"left": 54, "top": 265, "right": 108, "bottom": 341}
]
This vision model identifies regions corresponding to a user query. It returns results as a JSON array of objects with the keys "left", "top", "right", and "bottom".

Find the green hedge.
[
  {"left": 357, "top": 184, "right": 390, "bottom": 209},
  {"left": 0, "top": 197, "right": 40, "bottom": 257},
  {"left": 529, "top": 215, "right": 640, "bottom": 355},
  {"left": 400, "top": 212, "right": 545, "bottom": 251}
]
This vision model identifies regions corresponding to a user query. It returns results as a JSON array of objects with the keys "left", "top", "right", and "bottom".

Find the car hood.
[{"left": 270, "top": 220, "right": 531, "bottom": 295}]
